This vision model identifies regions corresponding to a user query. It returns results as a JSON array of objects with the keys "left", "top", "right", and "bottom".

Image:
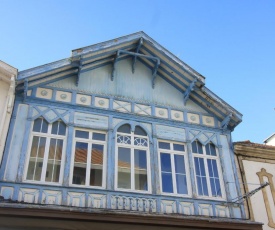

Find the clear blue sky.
[{"left": 1, "top": 0, "right": 275, "bottom": 143}]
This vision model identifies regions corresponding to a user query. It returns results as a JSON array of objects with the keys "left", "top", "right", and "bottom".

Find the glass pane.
[
  {"left": 30, "top": 136, "right": 39, "bottom": 157},
  {"left": 207, "top": 159, "right": 213, "bottom": 177},
  {"left": 173, "top": 144, "right": 185, "bottom": 152},
  {"left": 58, "top": 121, "right": 66, "bottom": 136},
  {"left": 33, "top": 118, "right": 42, "bottom": 132},
  {"left": 41, "top": 119, "right": 48, "bottom": 133},
  {"left": 162, "top": 172, "right": 173, "bottom": 193},
  {"left": 75, "top": 130, "right": 89, "bottom": 139},
  {"left": 73, "top": 142, "right": 88, "bottom": 185},
  {"left": 34, "top": 158, "right": 43, "bottom": 181},
  {"left": 158, "top": 142, "right": 170, "bottom": 149},
  {"left": 160, "top": 153, "right": 172, "bottom": 172},
  {"left": 196, "top": 176, "right": 203, "bottom": 195},
  {"left": 195, "top": 157, "right": 208, "bottom": 196},
  {"left": 51, "top": 121, "right": 58, "bottom": 135},
  {"left": 134, "top": 149, "right": 147, "bottom": 191},
  {"left": 201, "top": 177, "right": 209, "bottom": 196},
  {"left": 117, "top": 147, "right": 131, "bottom": 189},
  {"left": 192, "top": 141, "right": 197, "bottom": 153},
  {"left": 92, "top": 132, "right": 106, "bottom": 141},
  {"left": 90, "top": 144, "right": 104, "bottom": 186},
  {"left": 205, "top": 144, "right": 210, "bottom": 156},
  {"left": 118, "top": 124, "right": 131, "bottom": 134},
  {"left": 37, "top": 137, "right": 46, "bottom": 158},
  {"left": 174, "top": 155, "right": 185, "bottom": 174},
  {"left": 26, "top": 158, "right": 35, "bottom": 180},
  {"left": 215, "top": 178, "right": 222, "bottom": 197},
  {"left": 176, "top": 174, "right": 188, "bottom": 194},
  {"left": 198, "top": 142, "right": 203, "bottom": 154},
  {"left": 134, "top": 126, "right": 147, "bottom": 136},
  {"left": 210, "top": 143, "right": 216, "bottom": 156}
]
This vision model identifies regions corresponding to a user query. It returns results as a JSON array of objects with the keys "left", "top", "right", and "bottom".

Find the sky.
[{"left": 1, "top": 0, "right": 275, "bottom": 143}]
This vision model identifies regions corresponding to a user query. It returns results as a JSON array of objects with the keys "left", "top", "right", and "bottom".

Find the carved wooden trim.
[{"left": 257, "top": 168, "right": 275, "bottom": 228}]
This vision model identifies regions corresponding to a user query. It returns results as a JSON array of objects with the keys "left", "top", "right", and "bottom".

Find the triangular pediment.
[{"left": 16, "top": 31, "right": 242, "bottom": 130}]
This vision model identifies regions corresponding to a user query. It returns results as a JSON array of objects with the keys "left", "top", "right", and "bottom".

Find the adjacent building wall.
[
  {"left": 0, "top": 61, "right": 17, "bottom": 164},
  {"left": 235, "top": 141, "right": 275, "bottom": 230}
]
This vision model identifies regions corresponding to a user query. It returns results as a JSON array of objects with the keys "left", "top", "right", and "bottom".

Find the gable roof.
[{"left": 16, "top": 31, "right": 242, "bottom": 130}]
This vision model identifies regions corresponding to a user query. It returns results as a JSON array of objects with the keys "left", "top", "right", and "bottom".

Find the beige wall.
[{"left": 0, "top": 61, "right": 17, "bottom": 163}]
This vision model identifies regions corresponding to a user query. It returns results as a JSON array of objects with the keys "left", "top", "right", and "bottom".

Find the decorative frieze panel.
[
  {"left": 202, "top": 115, "right": 215, "bottom": 127},
  {"left": 36, "top": 88, "right": 53, "bottom": 100},
  {"left": 0, "top": 186, "right": 14, "bottom": 200},
  {"left": 113, "top": 100, "right": 131, "bottom": 113},
  {"left": 187, "top": 113, "right": 200, "bottom": 124},
  {"left": 161, "top": 200, "right": 177, "bottom": 214},
  {"left": 56, "top": 91, "right": 72, "bottom": 103},
  {"left": 42, "top": 190, "right": 62, "bottom": 205},
  {"left": 171, "top": 110, "right": 184, "bottom": 121},
  {"left": 134, "top": 104, "right": 151, "bottom": 116},
  {"left": 76, "top": 94, "right": 91, "bottom": 106},
  {"left": 198, "top": 203, "right": 213, "bottom": 216},
  {"left": 95, "top": 97, "right": 109, "bottom": 109},
  {"left": 189, "top": 130, "right": 218, "bottom": 146},
  {"left": 18, "top": 188, "right": 39, "bottom": 204},
  {"left": 88, "top": 194, "right": 107, "bottom": 209},
  {"left": 67, "top": 192, "right": 85, "bottom": 207},
  {"left": 155, "top": 108, "right": 168, "bottom": 119},
  {"left": 215, "top": 205, "right": 229, "bottom": 217},
  {"left": 111, "top": 195, "right": 156, "bottom": 212},
  {"left": 178, "top": 201, "right": 194, "bottom": 215}
]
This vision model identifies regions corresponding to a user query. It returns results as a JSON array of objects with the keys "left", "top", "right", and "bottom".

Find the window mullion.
[
  {"left": 171, "top": 153, "right": 177, "bottom": 194},
  {"left": 41, "top": 136, "right": 50, "bottom": 182},
  {"left": 86, "top": 142, "right": 92, "bottom": 186}
]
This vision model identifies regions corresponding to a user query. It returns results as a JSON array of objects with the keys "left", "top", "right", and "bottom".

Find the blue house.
[{"left": 0, "top": 32, "right": 261, "bottom": 229}]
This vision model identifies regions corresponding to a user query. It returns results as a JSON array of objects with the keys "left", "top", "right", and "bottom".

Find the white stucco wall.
[{"left": 242, "top": 160, "right": 275, "bottom": 230}]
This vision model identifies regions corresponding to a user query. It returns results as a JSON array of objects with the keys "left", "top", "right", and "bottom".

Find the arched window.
[
  {"left": 115, "top": 124, "right": 150, "bottom": 192},
  {"left": 26, "top": 118, "right": 66, "bottom": 183},
  {"left": 192, "top": 140, "right": 223, "bottom": 197}
]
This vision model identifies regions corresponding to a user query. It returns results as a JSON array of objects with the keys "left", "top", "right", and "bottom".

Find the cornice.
[
  {"left": 0, "top": 61, "right": 17, "bottom": 83},
  {"left": 234, "top": 144, "right": 275, "bottom": 160}
]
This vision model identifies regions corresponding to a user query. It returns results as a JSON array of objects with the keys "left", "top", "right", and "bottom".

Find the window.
[
  {"left": 115, "top": 124, "right": 150, "bottom": 192},
  {"left": 158, "top": 141, "right": 190, "bottom": 195},
  {"left": 192, "top": 140, "right": 223, "bottom": 198},
  {"left": 25, "top": 118, "right": 66, "bottom": 183},
  {"left": 71, "top": 129, "right": 106, "bottom": 187}
]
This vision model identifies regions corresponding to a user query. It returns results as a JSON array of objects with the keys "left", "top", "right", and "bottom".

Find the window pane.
[
  {"left": 134, "top": 149, "right": 148, "bottom": 191},
  {"left": 173, "top": 144, "right": 185, "bottom": 152},
  {"left": 159, "top": 142, "right": 170, "bottom": 149},
  {"left": 73, "top": 142, "right": 88, "bottom": 185},
  {"left": 33, "top": 118, "right": 43, "bottom": 132},
  {"left": 160, "top": 153, "right": 172, "bottom": 172},
  {"left": 51, "top": 121, "right": 58, "bottom": 135},
  {"left": 75, "top": 130, "right": 89, "bottom": 139},
  {"left": 192, "top": 141, "right": 197, "bottom": 153},
  {"left": 207, "top": 159, "right": 221, "bottom": 197},
  {"left": 162, "top": 173, "right": 173, "bottom": 193},
  {"left": 117, "top": 147, "right": 131, "bottom": 189},
  {"left": 30, "top": 136, "right": 39, "bottom": 157},
  {"left": 174, "top": 155, "right": 186, "bottom": 174},
  {"left": 197, "top": 142, "right": 203, "bottom": 154},
  {"left": 92, "top": 132, "right": 106, "bottom": 141},
  {"left": 194, "top": 157, "right": 208, "bottom": 196},
  {"left": 46, "top": 138, "right": 63, "bottom": 182},
  {"left": 58, "top": 121, "right": 66, "bottom": 136},
  {"left": 118, "top": 124, "right": 131, "bottom": 134},
  {"left": 201, "top": 177, "right": 209, "bottom": 196},
  {"left": 210, "top": 143, "right": 217, "bottom": 156},
  {"left": 41, "top": 119, "right": 48, "bottom": 133},
  {"left": 90, "top": 144, "right": 104, "bottom": 186},
  {"left": 134, "top": 126, "right": 147, "bottom": 136},
  {"left": 176, "top": 174, "right": 188, "bottom": 194}
]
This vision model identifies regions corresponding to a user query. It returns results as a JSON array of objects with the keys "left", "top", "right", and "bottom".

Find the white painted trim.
[{"left": 158, "top": 140, "right": 192, "bottom": 197}]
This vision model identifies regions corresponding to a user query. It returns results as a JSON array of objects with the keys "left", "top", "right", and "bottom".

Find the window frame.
[
  {"left": 158, "top": 140, "right": 191, "bottom": 197},
  {"left": 115, "top": 125, "right": 151, "bottom": 193},
  {"left": 24, "top": 118, "right": 67, "bottom": 185},
  {"left": 70, "top": 128, "right": 107, "bottom": 189},
  {"left": 192, "top": 140, "right": 225, "bottom": 199}
]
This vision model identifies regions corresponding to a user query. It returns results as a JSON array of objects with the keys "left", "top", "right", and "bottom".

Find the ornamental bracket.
[
  {"left": 132, "top": 38, "right": 143, "bottom": 74},
  {"left": 183, "top": 79, "right": 197, "bottom": 105},
  {"left": 221, "top": 113, "right": 232, "bottom": 130},
  {"left": 111, "top": 50, "right": 160, "bottom": 87},
  {"left": 23, "top": 79, "right": 28, "bottom": 102}
]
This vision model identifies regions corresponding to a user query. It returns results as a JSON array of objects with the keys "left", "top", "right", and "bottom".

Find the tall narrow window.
[
  {"left": 26, "top": 118, "right": 66, "bottom": 183},
  {"left": 192, "top": 140, "right": 223, "bottom": 198},
  {"left": 159, "top": 141, "right": 189, "bottom": 195},
  {"left": 116, "top": 124, "right": 150, "bottom": 192},
  {"left": 72, "top": 129, "right": 106, "bottom": 187}
]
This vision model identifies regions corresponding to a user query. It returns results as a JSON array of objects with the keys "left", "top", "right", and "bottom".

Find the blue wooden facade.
[{"left": 0, "top": 32, "right": 258, "bottom": 229}]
